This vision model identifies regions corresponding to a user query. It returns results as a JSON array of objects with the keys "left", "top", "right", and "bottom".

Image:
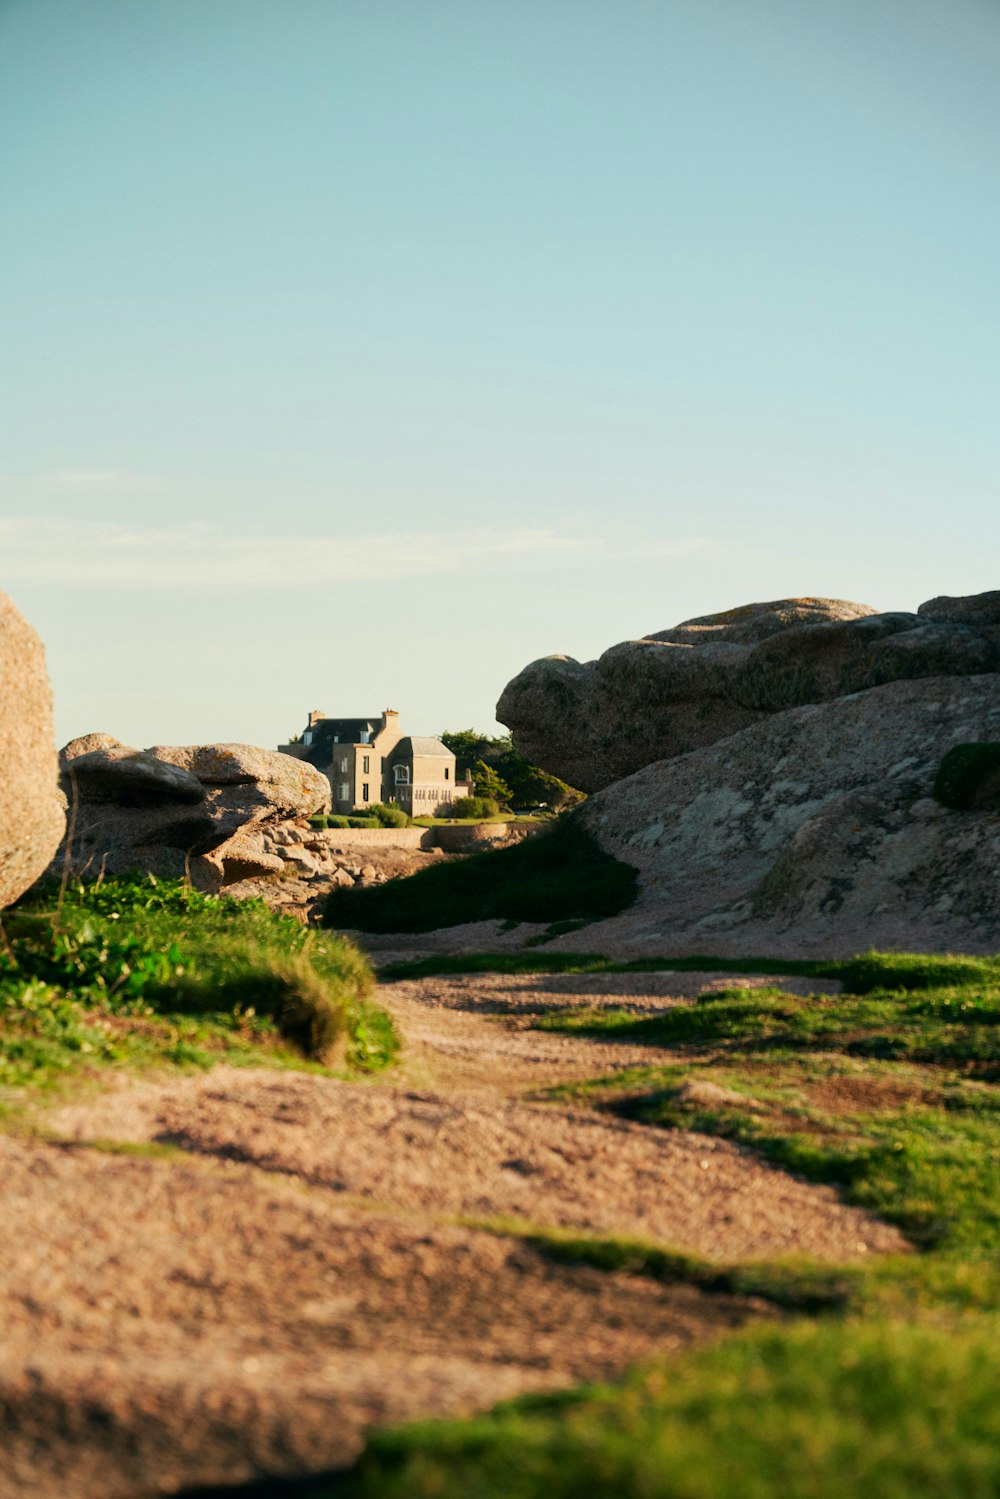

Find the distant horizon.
[
  {"left": 3, "top": 0, "right": 997, "bottom": 748},
  {"left": 36, "top": 577, "right": 988, "bottom": 754}
]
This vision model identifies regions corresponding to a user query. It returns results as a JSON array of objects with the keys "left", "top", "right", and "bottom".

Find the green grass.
[
  {"left": 378, "top": 948, "right": 1000, "bottom": 985},
  {"left": 0, "top": 876, "right": 398, "bottom": 1100},
  {"left": 317, "top": 1318, "right": 1000, "bottom": 1499},
  {"left": 323, "top": 816, "right": 638, "bottom": 933},
  {"left": 535, "top": 973, "right": 1000, "bottom": 1254}
]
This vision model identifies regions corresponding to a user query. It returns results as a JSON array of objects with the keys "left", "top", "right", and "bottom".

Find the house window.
[
  {"left": 394, "top": 765, "right": 410, "bottom": 785},
  {"left": 303, "top": 730, "right": 313, "bottom": 745},
  {"left": 444, "top": 766, "right": 449, "bottom": 780},
  {"left": 338, "top": 782, "right": 349, "bottom": 801},
  {"left": 363, "top": 755, "right": 370, "bottom": 773},
  {"left": 362, "top": 783, "right": 370, "bottom": 802},
  {"left": 339, "top": 757, "right": 348, "bottom": 773}
]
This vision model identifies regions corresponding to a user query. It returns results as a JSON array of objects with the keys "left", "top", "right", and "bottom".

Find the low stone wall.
[
  {"left": 312, "top": 827, "right": 435, "bottom": 852},
  {"left": 433, "top": 822, "right": 540, "bottom": 853},
  {"left": 308, "top": 822, "right": 542, "bottom": 854}
]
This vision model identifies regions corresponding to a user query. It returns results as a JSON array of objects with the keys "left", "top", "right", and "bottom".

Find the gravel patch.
[{"left": 0, "top": 1134, "right": 762, "bottom": 1499}]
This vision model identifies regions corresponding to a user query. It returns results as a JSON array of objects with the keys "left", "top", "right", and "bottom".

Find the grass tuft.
[{"left": 0, "top": 876, "right": 398, "bottom": 1097}]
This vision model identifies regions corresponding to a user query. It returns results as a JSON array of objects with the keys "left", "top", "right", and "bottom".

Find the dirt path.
[
  {"left": 3, "top": 970, "right": 906, "bottom": 1498},
  {"left": 380, "top": 969, "right": 840, "bottom": 1094}
]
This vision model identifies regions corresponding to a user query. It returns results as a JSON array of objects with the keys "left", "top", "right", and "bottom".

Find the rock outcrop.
[
  {"left": 567, "top": 675, "right": 1000, "bottom": 957},
  {"left": 56, "top": 738, "right": 331, "bottom": 887},
  {"left": 498, "top": 594, "right": 1000, "bottom": 792},
  {"left": 0, "top": 594, "right": 66, "bottom": 907}
]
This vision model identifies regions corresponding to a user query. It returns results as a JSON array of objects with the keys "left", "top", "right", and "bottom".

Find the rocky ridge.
[
  {"left": 498, "top": 592, "right": 1000, "bottom": 792},
  {"left": 564, "top": 672, "right": 1000, "bottom": 957},
  {"left": 496, "top": 589, "right": 1000, "bottom": 958}
]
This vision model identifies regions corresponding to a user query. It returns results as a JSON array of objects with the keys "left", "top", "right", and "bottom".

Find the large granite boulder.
[
  {"left": 0, "top": 594, "right": 66, "bottom": 907},
  {"left": 498, "top": 593, "right": 1000, "bottom": 791},
  {"left": 919, "top": 589, "right": 1000, "bottom": 637},
  {"left": 566, "top": 675, "right": 1000, "bottom": 958},
  {"left": 57, "top": 739, "right": 331, "bottom": 885}
]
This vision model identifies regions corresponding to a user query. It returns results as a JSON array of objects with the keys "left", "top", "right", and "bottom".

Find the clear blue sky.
[{"left": 2, "top": 0, "right": 997, "bottom": 748}]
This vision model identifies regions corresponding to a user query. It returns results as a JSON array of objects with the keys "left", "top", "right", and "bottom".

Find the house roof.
[
  {"left": 310, "top": 717, "right": 380, "bottom": 743},
  {"left": 299, "top": 716, "right": 381, "bottom": 768},
  {"left": 396, "top": 736, "right": 454, "bottom": 759}
]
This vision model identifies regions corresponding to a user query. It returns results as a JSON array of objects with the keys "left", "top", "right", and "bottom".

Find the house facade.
[{"left": 278, "top": 709, "right": 471, "bottom": 815}]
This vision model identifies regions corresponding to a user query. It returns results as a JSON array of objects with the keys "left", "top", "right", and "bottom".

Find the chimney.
[{"left": 308, "top": 709, "right": 325, "bottom": 727}]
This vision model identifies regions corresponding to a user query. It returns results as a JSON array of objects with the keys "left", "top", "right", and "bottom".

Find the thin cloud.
[
  {"left": 0, "top": 518, "right": 707, "bottom": 589},
  {"left": 44, "top": 469, "right": 162, "bottom": 488}
]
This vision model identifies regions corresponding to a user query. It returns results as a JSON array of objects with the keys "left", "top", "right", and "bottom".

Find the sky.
[{"left": 2, "top": 0, "right": 998, "bottom": 748}]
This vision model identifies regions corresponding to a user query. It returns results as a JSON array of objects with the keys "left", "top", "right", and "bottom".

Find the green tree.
[
  {"left": 471, "top": 759, "right": 513, "bottom": 809},
  {"left": 439, "top": 728, "right": 584, "bottom": 813}
]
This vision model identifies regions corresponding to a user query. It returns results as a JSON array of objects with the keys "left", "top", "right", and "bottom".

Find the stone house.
[{"left": 278, "top": 709, "right": 471, "bottom": 815}]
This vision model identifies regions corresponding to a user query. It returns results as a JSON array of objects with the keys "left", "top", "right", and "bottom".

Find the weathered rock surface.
[
  {"left": 0, "top": 595, "right": 66, "bottom": 908},
  {"left": 498, "top": 593, "right": 1000, "bottom": 791},
  {"left": 568, "top": 675, "right": 1000, "bottom": 958},
  {"left": 61, "top": 731, "right": 122, "bottom": 760},
  {"left": 919, "top": 589, "right": 1000, "bottom": 637},
  {"left": 65, "top": 744, "right": 205, "bottom": 806},
  {"left": 55, "top": 739, "right": 330, "bottom": 885}
]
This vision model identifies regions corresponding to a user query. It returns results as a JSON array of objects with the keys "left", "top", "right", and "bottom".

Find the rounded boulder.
[{"left": 0, "top": 594, "right": 66, "bottom": 908}]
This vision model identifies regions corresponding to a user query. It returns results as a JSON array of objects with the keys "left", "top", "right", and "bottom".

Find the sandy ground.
[{"left": 2, "top": 969, "right": 907, "bottom": 1498}]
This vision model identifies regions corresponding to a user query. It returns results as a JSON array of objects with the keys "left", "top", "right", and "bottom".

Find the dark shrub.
[
  {"left": 933, "top": 743, "right": 1000, "bottom": 811},
  {"left": 368, "top": 803, "right": 410, "bottom": 828},
  {"left": 322, "top": 815, "right": 638, "bottom": 933},
  {"left": 451, "top": 795, "right": 481, "bottom": 819},
  {"left": 451, "top": 795, "right": 500, "bottom": 819}
]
